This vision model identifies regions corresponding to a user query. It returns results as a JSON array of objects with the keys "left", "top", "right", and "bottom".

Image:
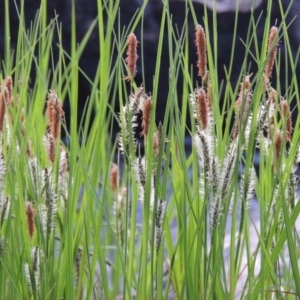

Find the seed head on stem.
[
  {"left": 124, "top": 33, "right": 138, "bottom": 82},
  {"left": 280, "top": 100, "right": 292, "bottom": 142},
  {"left": 141, "top": 96, "right": 152, "bottom": 137},
  {"left": 232, "top": 76, "right": 252, "bottom": 140},
  {"left": 110, "top": 163, "right": 119, "bottom": 192},
  {"left": 0, "top": 89, "right": 6, "bottom": 132},
  {"left": 153, "top": 122, "right": 163, "bottom": 158},
  {"left": 4, "top": 76, "right": 14, "bottom": 104},
  {"left": 196, "top": 88, "right": 209, "bottom": 130},
  {"left": 265, "top": 26, "right": 278, "bottom": 80},
  {"left": 195, "top": 25, "right": 207, "bottom": 79},
  {"left": 46, "top": 91, "right": 64, "bottom": 162},
  {"left": 25, "top": 201, "right": 36, "bottom": 240},
  {"left": 273, "top": 130, "right": 283, "bottom": 173},
  {"left": 47, "top": 91, "right": 64, "bottom": 140}
]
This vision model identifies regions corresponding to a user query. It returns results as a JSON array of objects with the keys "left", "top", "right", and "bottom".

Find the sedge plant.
[{"left": 0, "top": 0, "right": 300, "bottom": 299}]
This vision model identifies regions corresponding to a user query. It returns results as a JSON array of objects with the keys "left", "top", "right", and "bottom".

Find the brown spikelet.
[
  {"left": 46, "top": 91, "right": 64, "bottom": 163},
  {"left": 231, "top": 128, "right": 238, "bottom": 140},
  {"left": 232, "top": 77, "right": 252, "bottom": 139},
  {"left": 241, "top": 74, "right": 252, "bottom": 90},
  {"left": 265, "top": 26, "right": 278, "bottom": 79},
  {"left": 26, "top": 141, "right": 33, "bottom": 159},
  {"left": 273, "top": 130, "right": 283, "bottom": 173},
  {"left": 0, "top": 89, "right": 6, "bottom": 132},
  {"left": 153, "top": 122, "right": 164, "bottom": 158},
  {"left": 141, "top": 97, "right": 152, "bottom": 136},
  {"left": 153, "top": 132, "right": 160, "bottom": 158},
  {"left": 47, "top": 134, "right": 56, "bottom": 163},
  {"left": 59, "top": 146, "right": 69, "bottom": 174},
  {"left": 110, "top": 163, "right": 119, "bottom": 192},
  {"left": 25, "top": 201, "right": 36, "bottom": 240},
  {"left": 267, "top": 88, "right": 278, "bottom": 126},
  {"left": 124, "top": 33, "right": 138, "bottom": 82},
  {"left": 268, "top": 88, "right": 278, "bottom": 104},
  {"left": 195, "top": 25, "right": 207, "bottom": 79},
  {"left": 47, "top": 91, "right": 64, "bottom": 140},
  {"left": 235, "top": 75, "right": 252, "bottom": 109},
  {"left": 196, "top": 88, "right": 209, "bottom": 129},
  {"left": 281, "top": 100, "right": 293, "bottom": 142},
  {"left": 4, "top": 76, "right": 13, "bottom": 104}
]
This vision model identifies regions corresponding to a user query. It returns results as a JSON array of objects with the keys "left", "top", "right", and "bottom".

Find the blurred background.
[{"left": 1, "top": 0, "right": 299, "bottom": 137}]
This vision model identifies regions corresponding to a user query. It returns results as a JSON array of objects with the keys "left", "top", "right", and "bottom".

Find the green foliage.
[{"left": 0, "top": 0, "right": 300, "bottom": 299}]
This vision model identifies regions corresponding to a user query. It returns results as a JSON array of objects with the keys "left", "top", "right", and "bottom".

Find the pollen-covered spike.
[
  {"left": 155, "top": 198, "right": 167, "bottom": 252},
  {"left": 219, "top": 142, "right": 237, "bottom": 199},
  {"left": 24, "top": 263, "right": 32, "bottom": 293},
  {"left": 0, "top": 151, "right": 6, "bottom": 196},
  {"left": 211, "top": 196, "right": 221, "bottom": 230},
  {"left": 32, "top": 246, "right": 40, "bottom": 289},
  {"left": 43, "top": 168, "right": 57, "bottom": 233},
  {"left": 135, "top": 156, "right": 146, "bottom": 188},
  {"left": 0, "top": 197, "right": 10, "bottom": 222},
  {"left": 112, "top": 187, "right": 127, "bottom": 247},
  {"left": 240, "top": 167, "right": 256, "bottom": 210},
  {"left": 129, "top": 86, "right": 144, "bottom": 115},
  {"left": 25, "top": 201, "right": 36, "bottom": 240}
]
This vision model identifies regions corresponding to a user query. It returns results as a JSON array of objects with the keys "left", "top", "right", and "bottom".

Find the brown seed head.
[
  {"left": 4, "top": 76, "right": 13, "bottom": 104},
  {"left": 153, "top": 132, "right": 160, "bottom": 158},
  {"left": 141, "top": 97, "right": 152, "bottom": 136},
  {"left": 268, "top": 88, "right": 278, "bottom": 104},
  {"left": 47, "top": 91, "right": 64, "bottom": 140},
  {"left": 196, "top": 88, "right": 209, "bottom": 130},
  {"left": 124, "top": 33, "right": 138, "bottom": 82},
  {"left": 110, "top": 163, "right": 119, "bottom": 192},
  {"left": 25, "top": 201, "right": 36, "bottom": 240},
  {"left": 281, "top": 100, "right": 292, "bottom": 142},
  {"left": 265, "top": 26, "right": 278, "bottom": 79},
  {"left": 59, "top": 147, "right": 69, "bottom": 174},
  {"left": 47, "top": 133, "right": 56, "bottom": 163},
  {"left": 266, "top": 88, "right": 278, "bottom": 126},
  {"left": 241, "top": 74, "right": 252, "bottom": 91},
  {"left": 273, "top": 130, "right": 283, "bottom": 173},
  {"left": 232, "top": 78, "right": 252, "bottom": 139},
  {"left": 0, "top": 89, "right": 6, "bottom": 132},
  {"left": 195, "top": 25, "right": 207, "bottom": 79},
  {"left": 235, "top": 75, "right": 252, "bottom": 111}
]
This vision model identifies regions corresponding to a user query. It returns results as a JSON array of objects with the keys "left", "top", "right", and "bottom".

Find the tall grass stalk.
[{"left": 0, "top": 0, "right": 300, "bottom": 299}]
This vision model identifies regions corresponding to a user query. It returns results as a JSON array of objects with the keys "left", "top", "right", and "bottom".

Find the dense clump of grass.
[{"left": 0, "top": 0, "right": 300, "bottom": 299}]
